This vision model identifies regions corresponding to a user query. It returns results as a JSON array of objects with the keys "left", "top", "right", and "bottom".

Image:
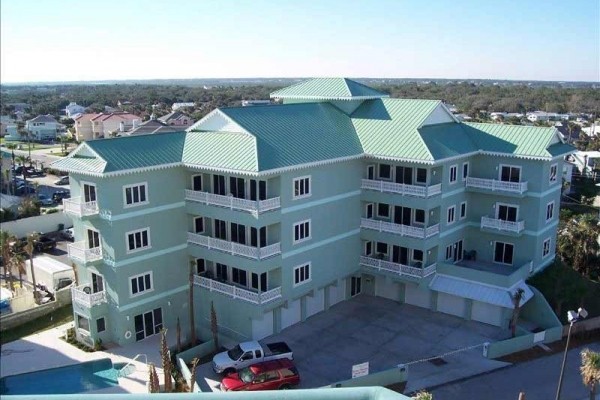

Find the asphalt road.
[{"left": 431, "top": 342, "right": 600, "bottom": 400}]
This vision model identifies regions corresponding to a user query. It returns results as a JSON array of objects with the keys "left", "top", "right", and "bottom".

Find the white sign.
[
  {"left": 352, "top": 362, "right": 369, "bottom": 378},
  {"left": 533, "top": 330, "right": 546, "bottom": 343}
]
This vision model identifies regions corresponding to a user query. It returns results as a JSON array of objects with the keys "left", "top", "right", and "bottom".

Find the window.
[
  {"left": 395, "top": 166, "right": 413, "bottom": 184},
  {"left": 377, "top": 203, "right": 390, "bottom": 218},
  {"left": 494, "top": 242, "right": 514, "bottom": 265},
  {"left": 500, "top": 165, "right": 521, "bottom": 182},
  {"left": 232, "top": 267, "right": 247, "bottom": 287},
  {"left": 130, "top": 272, "right": 153, "bottom": 296},
  {"left": 462, "top": 162, "right": 469, "bottom": 181},
  {"left": 293, "top": 263, "right": 310, "bottom": 286},
  {"left": 195, "top": 258, "right": 206, "bottom": 274},
  {"left": 251, "top": 272, "right": 267, "bottom": 291},
  {"left": 376, "top": 242, "right": 388, "bottom": 256},
  {"left": 96, "top": 317, "right": 106, "bottom": 333},
  {"left": 134, "top": 308, "right": 162, "bottom": 341},
  {"left": 293, "top": 176, "right": 311, "bottom": 199},
  {"left": 416, "top": 168, "right": 427, "bottom": 184},
  {"left": 542, "top": 238, "right": 551, "bottom": 257},
  {"left": 230, "top": 223, "right": 246, "bottom": 244},
  {"left": 365, "top": 203, "right": 374, "bottom": 219},
  {"left": 378, "top": 164, "right": 391, "bottom": 180},
  {"left": 194, "top": 217, "right": 204, "bottom": 234},
  {"left": 446, "top": 244, "right": 454, "bottom": 260},
  {"left": 546, "top": 202, "right": 554, "bottom": 221},
  {"left": 364, "top": 241, "right": 373, "bottom": 256},
  {"left": 460, "top": 202, "right": 467, "bottom": 219},
  {"left": 91, "top": 273, "right": 104, "bottom": 293},
  {"left": 367, "top": 165, "right": 375, "bottom": 180},
  {"left": 192, "top": 175, "right": 203, "bottom": 191},
  {"left": 250, "top": 179, "right": 267, "bottom": 201},
  {"left": 447, "top": 206, "right": 456, "bottom": 224},
  {"left": 449, "top": 165, "right": 458, "bottom": 184},
  {"left": 127, "top": 228, "right": 150, "bottom": 253},
  {"left": 412, "top": 249, "right": 423, "bottom": 263},
  {"left": 414, "top": 209, "right": 425, "bottom": 224},
  {"left": 549, "top": 164, "right": 558, "bottom": 183},
  {"left": 124, "top": 183, "right": 148, "bottom": 207},
  {"left": 214, "top": 219, "right": 227, "bottom": 240},
  {"left": 216, "top": 263, "right": 228, "bottom": 281},
  {"left": 213, "top": 175, "right": 226, "bottom": 195},
  {"left": 293, "top": 220, "right": 311, "bottom": 243},
  {"left": 77, "top": 314, "right": 90, "bottom": 332},
  {"left": 229, "top": 177, "right": 245, "bottom": 199},
  {"left": 497, "top": 204, "right": 518, "bottom": 222}
]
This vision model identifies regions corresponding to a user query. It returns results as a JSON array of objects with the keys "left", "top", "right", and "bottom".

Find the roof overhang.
[{"left": 269, "top": 95, "right": 389, "bottom": 101}]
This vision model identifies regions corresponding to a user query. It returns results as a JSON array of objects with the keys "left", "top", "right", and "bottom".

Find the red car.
[{"left": 220, "top": 359, "right": 300, "bottom": 391}]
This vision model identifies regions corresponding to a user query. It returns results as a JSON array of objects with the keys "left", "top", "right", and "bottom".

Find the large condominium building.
[{"left": 52, "top": 78, "right": 573, "bottom": 348}]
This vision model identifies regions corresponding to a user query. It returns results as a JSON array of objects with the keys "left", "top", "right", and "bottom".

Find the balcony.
[
  {"left": 360, "top": 256, "right": 436, "bottom": 279},
  {"left": 187, "top": 232, "right": 281, "bottom": 260},
  {"left": 63, "top": 197, "right": 99, "bottom": 218},
  {"left": 68, "top": 241, "right": 103, "bottom": 263},
  {"left": 361, "top": 179, "right": 441, "bottom": 198},
  {"left": 481, "top": 216, "right": 525, "bottom": 234},
  {"left": 71, "top": 285, "right": 107, "bottom": 308},
  {"left": 465, "top": 177, "right": 528, "bottom": 194},
  {"left": 185, "top": 190, "right": 281, "bottom": 214},
  {"left": 360, "top": 218, "right": 439, "bottom": 239},
  {"left": 194, "top": 275, "right": 282, "bottom": 305}
]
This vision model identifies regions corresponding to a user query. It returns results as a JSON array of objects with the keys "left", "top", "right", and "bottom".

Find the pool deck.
[{"left": 0, "top": 322, "right": 176, "bottom": 393}]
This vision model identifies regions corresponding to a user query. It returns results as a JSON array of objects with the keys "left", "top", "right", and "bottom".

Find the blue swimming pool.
[{"left": 0, "top": 358, "right": 124, "bottom": 395}]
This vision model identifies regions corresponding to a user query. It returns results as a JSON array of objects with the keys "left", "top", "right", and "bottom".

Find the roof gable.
[
  {"left": 270, "top": 78, "right": 388, "bottom": 100},
  {"left": 187, "top": 109, "right": 249, "bottom": 134}
]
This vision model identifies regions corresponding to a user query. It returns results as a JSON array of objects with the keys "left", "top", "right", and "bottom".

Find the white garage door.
[
  {"left": 281, "top": 299, "right": 301, "bottom": 330},
  {"left": 471, "top": 301, "right": 503, "bottom": 326},
  {"left": 251, "top": 310, "right": 274, "bottom": 340},
  {"left": 437, "top": 293, "right": 466, "bottom": 317},
  {"left": 306, "top": 288, "right": 324, "bottom": 319},
  {"left": 328, "top": 281, "right": 344, "bottom": 307},
  {"left": 405, "top": 284, "right": 430, "bottom": 309}
]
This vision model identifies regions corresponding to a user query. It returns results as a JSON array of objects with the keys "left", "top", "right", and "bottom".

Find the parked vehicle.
[
  {"left": 15, "top": 185, "right": 36, "bottom": 196},
  {"left": 37, "top": 194, "right": 54, "bottom": 206},
  {"left": 212, "top": 341, "right": 293, "bottom": 374},
  {"left": 61, "top": 228, "right": 74, "bottom": 241},
  {"left": 25, "top": 256, "right": 74, "bottom": 294},
  {"left": 54, "top": 176, "right": 69, "bottom": 185},
  {"left": 34, "top": 235, "right": 57, "bottom": 252},
  {"left": 220, "top": 359, "right": 300, "bottom": 391},
  {"left": 28, "top": 169, "right": 45, "bottom": 177},
  {"left": 52, "top": 190, "right": 70, "bottom": 202}
]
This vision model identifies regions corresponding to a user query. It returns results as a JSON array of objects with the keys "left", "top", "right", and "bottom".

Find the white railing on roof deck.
[
  {"left": 361, "top": 179, "right": 441, "bottom": 198},
  {"left": 71, "top": 285, "right": 107, "bottom": 308},
  {"left": 68, "top": 241, "right": 103, "bottom": 263},
  {"left": 360, "top": 218, "right": 439, "bottom": 239},
  {"left": 187, "top": 232, "right": 281, "bottom": 260},
  {"left": 193, "top": 275, "right": 282, "bottom": 305},
  {"left": 465, "top": 177, "right": 528, "bottom": 194},
  {"left": 184, "top": 190, "right": 281, "bottom": 214},
  {"left": 63, "top": 197, "right": 99, "bottom": 217},
  {"left": 481, "top": 216, "right": 525, "bottom": 233},
  {"left": 360, "top": 256, "right": 436, "bottom": 278}
]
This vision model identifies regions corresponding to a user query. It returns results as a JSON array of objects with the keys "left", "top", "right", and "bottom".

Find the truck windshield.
[
  {"left": 227, "top": 345, "right": 244, "bottom": 360},
  {"left": 238, "top": 367, "right": 255, "bottom": 383}
]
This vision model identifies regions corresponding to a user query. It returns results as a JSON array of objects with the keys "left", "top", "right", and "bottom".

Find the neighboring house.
[
  {"left": 25, "top": 114, "right": 60, "bottom": 140},
  {"left": 126, "top": 119, "right": 183, "bottom": 135},
  {"left": 6, "top": 103, "right": 30, "bottom": 113},
  {"left": 0, "top": 119, "right": 18, "bottom": 138},
  {"left": 65, "top": 102, "right": 86, "bottom": 117},
  {"left": 554, "top": 122, "right": 581, "bottom": 143},
  {"left": 172, "top": 102, "right": 195, "bottom": 111},
  {"left": 571, "top": 151, "right": 600, "bottom": 177},
  {"left": 242, "top": 100, "right": 272, "bottom": 107},
  {"left": 157, "top": 111, "right": 193, "bottom": 127},
  {"left": 52, "top": 78, "right": 573, "bottom": 348},
  {"left": 74, "top": 112, "right": 142, "bottom": 141},
  {"left": 581, "top": 123, "right": 600, "bottom": 138}
]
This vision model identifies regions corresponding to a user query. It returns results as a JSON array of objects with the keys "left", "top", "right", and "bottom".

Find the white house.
[
  {"left": 65, "top": 102, "right": 86, "bottom": 118},
  {"left": 25, "top": 114, "right": 60, "bottom": 141},
  {"left": 572, "top": 151, "right": 600, "bottom": 177},
  {"left": 241, "top": 100, "right": 271, "bottom": 107},
  {"left": 172, "top": 102, "right": 195, "bottom": 111}
]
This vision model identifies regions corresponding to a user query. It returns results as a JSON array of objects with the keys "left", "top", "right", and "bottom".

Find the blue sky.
[{"left": 1, "top": 0, "right": 599, "bottom": 83}]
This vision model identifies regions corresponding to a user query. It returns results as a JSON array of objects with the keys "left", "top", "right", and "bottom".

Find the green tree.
[
  {"left": 509, "top": 288, "right": 525, "bottom": 337},
  {"left": 557, "top": 214, "right": 600, "bottom": 280},
  {"left": 0, "top": 231, "right": 16, "bottom": 282}
]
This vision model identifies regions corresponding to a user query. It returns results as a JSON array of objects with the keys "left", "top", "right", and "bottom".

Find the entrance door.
[
  {"left": 91, "top": 273, "right": 104, "bottom": 293},
  {"left": 394, "top": 206, "right": 411, "bottom": 225},
  {"left": 350, "top": 276, "right": 361, "bottom": 297},
  {"left": 134, "top": 308, "right": 163, "bottom": 341},
  {"left": 83, "top": 184, "right": 96, "bottom": 202},
  {"left": 87, "top": 230, "right": 100, "bottom": 248}
]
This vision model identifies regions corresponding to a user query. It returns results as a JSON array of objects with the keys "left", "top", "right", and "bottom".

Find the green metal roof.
[
  {"left": 50, "top": 155, "right": 106, "bottom": 174},
  {"left": 183, "top": 131, "right": 258, "bottom": 172},
  {"left": 418, "top": 123, "right": 479, "bottom": 159},
  {"left": 270, "top": 78, "right": 388, "bottom": 100},
  {"left": 351, "top": 98, "right": 441, "bottom": 161}
]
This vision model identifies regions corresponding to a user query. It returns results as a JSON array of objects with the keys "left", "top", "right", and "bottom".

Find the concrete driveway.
[{"left": 197, "top": 295, "right": 511, "bottom": 393}]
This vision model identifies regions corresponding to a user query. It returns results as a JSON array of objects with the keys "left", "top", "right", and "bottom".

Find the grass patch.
[{"left": 0, "top": 304, "right": 74, "bottom": 344}]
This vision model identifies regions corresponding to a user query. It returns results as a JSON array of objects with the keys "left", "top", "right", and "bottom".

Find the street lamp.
[{"left": 555, "top": 307, "right": 588, "bottom": 400}]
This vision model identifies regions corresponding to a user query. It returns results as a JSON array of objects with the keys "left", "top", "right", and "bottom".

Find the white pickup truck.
[{"left": 212, "top": 340, "right": 293, "bottom": 374}]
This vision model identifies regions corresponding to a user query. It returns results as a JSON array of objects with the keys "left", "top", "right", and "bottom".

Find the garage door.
[
  {"left": 328, "top": 281, "right": 344, "bottom": 307},
  {"left": 281, "top": 299, "right": 301, "bottom": 330},
  {"left": 471, "top": 301, "right": 503, "bottom": 326},
  {"left": 405, "top": 284, "right": 430, "bottom": 309},
  {"left": 251, "top": 310, "right": 274, "bottom": 340},
  {"left": 306, "top": 288, "right": 324, "bottom": 319},
  {"left": 437, "top": 293, "right": 466, "bottom": 317}
]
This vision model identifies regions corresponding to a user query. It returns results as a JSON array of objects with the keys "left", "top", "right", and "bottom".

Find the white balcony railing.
[
  {"left": 63, "top": 197, "right": 99, "bottom": 217},
  {"left": 465, "top": 177, "right": 528, "bottom": 194},
  {"left": 360, "top": 218, "right": 439, "bottom": 239},
  {"left": 71, "top": 285, "right": 107, "bottom": 308},
  {"left": 360, "top": 256, "right": 436, "bottom": 278},
  {"left": 361, "top": 179, "right": 442, "bottom": 198},
  {"left": 185, "top": 190, "right": 281, "bottom": 214},
  {"left": 481, "top": 216, "right": 525, "bottom": 233},
  {"left": 68, "top": 241, "right": 103, "bottom": 263},
  {"left": 187, "top": 232, "right": 281, "bottom": 260},
  {"left": 194, "top": 275, "right": 282, "bottom": 305}
]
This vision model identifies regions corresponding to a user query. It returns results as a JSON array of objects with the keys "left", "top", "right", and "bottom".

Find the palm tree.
[
  {"left": 15, "top": 155, "right": 30, "bottom": 184},
  {"left": 25, "top": 233, "right": 39, "bottom": 304},
  {"left": 558, "top": 214, "right": 600, "bottom": 279},
  {"left": 580, "top": 349, "right": 600, "bottom": 400},
  {"left": 11, "top": 253, "right": 26, "bottom": 290},
  {"left": 189, "top": 260, "right": 196, "bottom": 346},
  {"left": 509, "top": 288, "right": 525, "bottom": 337},
  {"left": 0, "top": 231, "right": 15, "bottom": 283}
]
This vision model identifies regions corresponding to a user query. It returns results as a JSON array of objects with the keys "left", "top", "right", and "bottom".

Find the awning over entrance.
[{"left": 429, "top": 274, "right": 534, "bottom": 308}]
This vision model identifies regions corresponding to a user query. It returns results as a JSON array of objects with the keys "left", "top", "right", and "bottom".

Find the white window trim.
[
  {"left": 364, "top": 241, "right": 373, "bottom": 256},
  {"left": 293, "top": 262, "right": 311, "bottom": 287},
  {"left": 193, "top": 216, "right": 204, "bottom": 234},
  {"left": 129, "top": 271, "right": 154, "bottom": 297},
  {"left": 377, "top": 203, "right": 391, "bottom": 219},
  {"left": 495, "top": 202, "right": 519, "bottom": 221},
  {"left": 493, "top": 241, "right": 514, "bottom": 266},
  {"left": 80, "top": 180, "right": 97, "bottom": 203},
  {"left": 293, "top": 219, "right": 312, "bottom": 244},
  {"left": 292, "top": 175, "right": 312, "bottom": 200},
  {"left": 86, "top": 227, "right": 101, "bottom": 248},
  {"left": 123, "top": 182, "right": 149, "bottom": 209},
  {"left": 413, "top": 209, "right": 426, "bottom": 226},
  {"left": 90, "top": 270, "right": 105, "bottom": 292},
  {"left": 546, "top": 201, "right": 555, "bottom": 222},
  {"left": 126, "top": 227, "right": 152, "bottom": 254},
  {"left": 498, "top": 164, "right": 522, "bottom": 182},
  {"left": 542, "top": 237, "right": 552, "bottom": 258},
  {"left": 447, "top": 205, "right": 456, "bottom": 225},
  {"left": 365, "top": 203, "right": 374, "bottom": 219},
  {"left": 462, "top": 162, "right": 469, "bottom": 181},
  {"left": 214, "top": 219, "right": 228, "bottom": 241},
  {"left": 416, "top": 167, "right": 428, "bottom": 184},
  {"left": 411, "top": 249, "right": 424, "bottom": 263},
  {"left": 96, "top": 317, "right": 107, "bottom": 333},
  {"left": 366, "top": 165, "right": 375, "bottom": 180},
  {"left": 75, "top": 312, "right": 90, "bottom": 332},
  {"left": 460, "top": 201, "right": 467, "bottom": 220},
  {"left": 378, "top": 164, "right": 392, "bottom": 181},
  {"left": 549, "top": 163, "right": 558, "bottom": 184},
  {"left": 191, "top": 174, "right": 203, "bottom": 191},
  {"left": 445, "top": 244, "right": 454, "bottom": 260},
  {"left": 449, "top": 164, "right": 458, "bottom": 184},
  {"left": 375, "top": 241, "right": 389, "bottom": 257}
]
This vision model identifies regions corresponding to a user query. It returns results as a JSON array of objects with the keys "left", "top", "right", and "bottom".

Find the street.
[{"left": 431, "top": 342, "right": 600, "bottom": 400}]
